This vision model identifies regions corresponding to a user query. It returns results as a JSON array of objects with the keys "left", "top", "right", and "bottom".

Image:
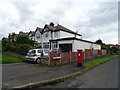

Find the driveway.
[{"left": 2, "top": 62, "right": 83, "bottom": 88}]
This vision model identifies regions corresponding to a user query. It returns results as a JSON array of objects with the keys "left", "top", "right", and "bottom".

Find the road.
[{"left": 38, "top": 57, "right": 118, "bottom": 88}]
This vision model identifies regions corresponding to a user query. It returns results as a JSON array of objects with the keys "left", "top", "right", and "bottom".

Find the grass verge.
[
  {"left": 0, "top": 53, "right": 25, "bottom": 64},
  {"left": 84, "top": 55, "right": 118, "bottom": 68}
]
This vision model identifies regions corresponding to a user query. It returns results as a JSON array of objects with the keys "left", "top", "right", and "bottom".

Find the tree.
[
  {"left": 16, "top": 34, "right": 35, "bottom": 46},
  {"left": 110, "top": 47, "right": 119, "bottom": 53},
  {"left": 8, "top": 32, "right": 17, "bottom": 42},
  {"left": 8, "top": 33, "right": 12, "bottom": 41},
  {"left": 95, "top": 39, "right": 103, "bottom": 44},
  {"left": 2, "top": 39, "right": 15, "bottom": 51},
  {"left": 16, "top": 35, "right": 29, "bottom": 44},
  {"left": 16, "top": 44, "right": 32, "bottom": 55},
  {"left": 101, "top": 44, "right": 110, "bottom": 50}
]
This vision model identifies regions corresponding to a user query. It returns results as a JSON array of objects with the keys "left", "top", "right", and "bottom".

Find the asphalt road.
[{"left": 38, "top": 57, "right": 118, "bottom": 88}]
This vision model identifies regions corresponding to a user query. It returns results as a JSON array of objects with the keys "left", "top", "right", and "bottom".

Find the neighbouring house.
[
  {"left": 108, "top": 44, "right": 120, "bottom": 49},
  {"left": 28, "top": 31, "right": 35, "bottom": 41},
  {"left": 28, "top": 22, "right": 101, "bottom": 52},
  {"left": 19, "top": 31, "right": 29, "bottom": 35}
]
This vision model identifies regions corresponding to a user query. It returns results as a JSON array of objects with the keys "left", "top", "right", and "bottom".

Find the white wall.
[
  {"left": 92, "top": 44, "right": 101, "bottom": 50},
  {"left": 58, "top": 40, "right": 74, "bottom": 44},
  {"left": 60, "top": 31, "right": 75, "bottom": 38},
  {"left": 53, "top": 31, "right": 60, "bottom": 39},
  {"left": 73, "top": 40, "right": 101, "bottom": 52},
  {"left": 76, "top": 35, "right": 81, "bottom": 39},
  {"left": 42, "top": 31, "right": 51, "bottom": 42},
  {"left": 35, "top": 30, "right": 41, "bottom": 43}
]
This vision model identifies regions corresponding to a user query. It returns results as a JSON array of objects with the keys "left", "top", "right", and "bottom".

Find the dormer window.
[
  {"left": 45, "top": 32, "right": 49, "bottom": 38},
  {"left": 36, "top": 35, "right": 40, "bottom": 39},
  {"left": 45, "top": 33, "right": 49, "bottom": 37}
]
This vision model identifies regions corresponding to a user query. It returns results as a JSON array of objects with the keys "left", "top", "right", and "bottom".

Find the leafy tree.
[
  {"left": 95, "top": 39, "right": 103, "bottom": 44},
  {"left": 101, "top": 44, "right": 110, "bottom": 50},
  {"left": 16, "top": 44, "right": 32, "bottom": 55},
  {"left": 16, "top": 35, "right": 35, "bottom": 46},
  {"left": 8, "top": 32, "right": 16, "bottom": 42},
  {"left": 16, "top": 35, "right": 29, "bottom": 44},
  {"left": 2, "top": 39, "right": 15, "bottom": 51},
  {"left": 110, "top": 47, "right": 119, "bottom": 53},
  {"left": 8, "top": 33, "right": 12, "bottom": 41}
]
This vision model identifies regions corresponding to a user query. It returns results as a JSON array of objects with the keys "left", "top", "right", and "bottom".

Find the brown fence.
[{"left": 46, "top": 49, "right": 111, "bottom": 65}]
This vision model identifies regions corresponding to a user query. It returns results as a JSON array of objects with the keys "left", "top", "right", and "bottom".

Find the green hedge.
[
  {"left": 2, "top": 39, "right": 33, "bottom": 55},
  {"left": 16, "top": 44, "right": 32, "bottom": 55}
]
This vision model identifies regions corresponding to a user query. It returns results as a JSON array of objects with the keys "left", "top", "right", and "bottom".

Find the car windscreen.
[
  {"left": 44, "top": 49, "right": 49, "bottom": 53},
  {"left": 38, "top": 50, "right": 43, "bottom": 53},
  {"left": 28, "top": 50, "right": 36, "bottom": 54}
]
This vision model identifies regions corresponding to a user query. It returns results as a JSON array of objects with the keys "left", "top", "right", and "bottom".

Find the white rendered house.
[{"left": 29, "top": 22, "right": 101, "bottom": 52}]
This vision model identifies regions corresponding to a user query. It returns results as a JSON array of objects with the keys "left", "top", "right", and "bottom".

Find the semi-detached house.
[{"left": 28, "top": 22, "right": 101, "bottom": 52}]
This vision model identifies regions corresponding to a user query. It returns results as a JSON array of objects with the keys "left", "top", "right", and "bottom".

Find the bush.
[
  {"left": 2, "top": 39, "right": 16, "bottom": 52},
  {"left": 2, "top": 34, "right": 35, "bottom": 55},
  {"left": 16, "top": 44, "right": 32, "bottom": 55}
]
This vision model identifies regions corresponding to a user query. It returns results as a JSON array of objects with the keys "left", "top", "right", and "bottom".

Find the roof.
[
  {"left": 19, "top": 31, "right": 28, "bottom": 35},
  {"left": 50, "top": 37, "right": 101, "bottom": 45},
  {"left": 28, "top": 31, "right": 35, "bottom": 36},
  {"left": 42, "top": 23, "right": 82, "bottom": 36},
  {"left": 55, "top": 25, "right": 82, "bottom": 36},
  {"left": 108, "top": 44, "right": 120, "bottom": 48},
  {"left": 35, "top": 27, "right": 43, "bottom": 33}
]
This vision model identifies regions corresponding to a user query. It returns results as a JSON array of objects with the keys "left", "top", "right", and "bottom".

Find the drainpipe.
[{"left": 41, "top": 34, "right": 43, "bottom": 49}]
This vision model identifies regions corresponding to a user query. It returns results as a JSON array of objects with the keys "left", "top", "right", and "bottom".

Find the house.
[
  {"left": 28, "top": 31, "right": 35, "bottom": 41},
  {"left": 19, "top": 31, "right": 29, "bottom": 35},
  {"left": 108, "top": 44, "right": 120, "bottom": 49},
  {"left": 29, "top": 22, "right": 101, "bottom": 52}
]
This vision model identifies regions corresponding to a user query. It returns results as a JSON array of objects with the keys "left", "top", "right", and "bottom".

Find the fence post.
[
  {"left": 60, "top": 53, "right": 62, "bottom": 64},
  {"left": 70, "top": 51, "right": 71, "bottom": 62},
  {"left": 48, "top": 53, "right": 50, "bottom": 65}
]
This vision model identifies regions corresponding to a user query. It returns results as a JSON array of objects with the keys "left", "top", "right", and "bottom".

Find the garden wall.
[{"left": 43, "top": 49, "right": 111, "bottom": 65}]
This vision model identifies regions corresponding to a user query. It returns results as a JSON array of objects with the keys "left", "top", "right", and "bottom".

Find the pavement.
[{"left": 2, "top": 55, "right": 114, "bottom": 89}]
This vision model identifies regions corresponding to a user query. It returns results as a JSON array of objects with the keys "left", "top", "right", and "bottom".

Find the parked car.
[{"left": 26, "top": 49, "right": 50, "bottom": 64}]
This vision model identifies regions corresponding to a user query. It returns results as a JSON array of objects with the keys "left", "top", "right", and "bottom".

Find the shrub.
[
  {"left": 16, "top": 44, "right": 32, "bottom": 55},
  {"left": 2, "top": 39, "right": 16, "bottom": 52},
  {"left": 16, "top": 35, "right": 29, "bottom": 44}
]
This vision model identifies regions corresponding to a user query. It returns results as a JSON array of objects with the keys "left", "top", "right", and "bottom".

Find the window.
[
  {"left": 45, "top": 34, "right": 48, "bottom": 37},
  {"left": 36, "top": 35, "right": 40, "bottom": 39},
  {"left": 45, "top": 32, "right": 49, "bottom": 38},
  {"left": 52, "top": 42, "right": 57, "bottom": 48},
  {"left": 38, "top": 50, "right": 43, "bottom": 53},
  {"left": 43, "top": 43, "right": 49, "bottom": 49},
  {"left": 44, "top": 49, "right": 49, "bottom": 53},
  {"left": 28, "top": 50, "right": 36, "bottom": 54}
]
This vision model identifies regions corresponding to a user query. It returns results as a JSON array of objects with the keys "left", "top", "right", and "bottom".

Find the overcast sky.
[{"left": 0, "top": 0, "right": 118, "bottom": 44}]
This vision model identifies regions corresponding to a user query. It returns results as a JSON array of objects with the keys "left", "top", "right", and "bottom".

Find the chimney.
[{"left": 49, "top": 22, "right": 54, "bottom": 26}]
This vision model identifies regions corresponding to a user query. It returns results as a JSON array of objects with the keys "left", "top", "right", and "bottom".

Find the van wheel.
[{"left": 36, "top": 58, "right": 40, "bottom": 64}]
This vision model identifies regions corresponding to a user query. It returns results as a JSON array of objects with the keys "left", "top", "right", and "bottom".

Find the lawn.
[
  {"left": 84, "top": 55, "right": 118, "bottom": 68},
  {"left": 0, "top": 53, "right": 25, "bottom": 64}
]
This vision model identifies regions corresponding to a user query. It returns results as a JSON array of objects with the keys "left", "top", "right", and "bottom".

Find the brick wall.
[{"left": 46, "top": 49, "right": 110, "bottom": 65}]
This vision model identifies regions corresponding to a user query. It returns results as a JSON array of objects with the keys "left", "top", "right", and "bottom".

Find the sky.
[{"left": 0, "top": 0, "right": 119, "bottom": 44}]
